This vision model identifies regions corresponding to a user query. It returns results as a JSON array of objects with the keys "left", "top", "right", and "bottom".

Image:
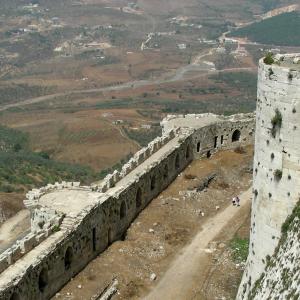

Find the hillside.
[
  {"left": 0, "top": 124, "right": 98, "bottom": 193},
  {"left": 245, "top": 202, "right": 300, "bottom": 300},
  {"left": 229, "top": 11, "right": 300, "bottom": 46}
]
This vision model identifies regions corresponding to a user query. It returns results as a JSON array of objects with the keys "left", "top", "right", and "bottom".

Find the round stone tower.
[{"left": 237, "top": 53, "right": 300, "bottom": 299}]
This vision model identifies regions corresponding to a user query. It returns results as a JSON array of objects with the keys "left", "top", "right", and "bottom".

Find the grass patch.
[{"left": 230, "top": 236, "right": 249, "bottom": 263}]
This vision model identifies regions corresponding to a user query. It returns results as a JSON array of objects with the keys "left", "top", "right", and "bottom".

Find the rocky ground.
[{"left": 53, "top": 146, "right": 253, "bottom": 300}]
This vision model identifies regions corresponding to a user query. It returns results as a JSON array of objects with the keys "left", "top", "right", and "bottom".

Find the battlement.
[{"left": 0, "top": 113, "right": 255, "bottom": 300}]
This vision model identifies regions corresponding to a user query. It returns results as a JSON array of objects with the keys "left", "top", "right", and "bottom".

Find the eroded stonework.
[
  {"left": 237, "top": 53, "right": 300, "bottom": 299},
  {"left": 0, "top": 113, "right": 254, "bottom": 300}
]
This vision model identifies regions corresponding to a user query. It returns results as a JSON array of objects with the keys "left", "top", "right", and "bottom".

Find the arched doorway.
[
  {"left": 163, "top": 164, "right": 169, "bottom": 180},
  {"left": 150, "top": 175, "right": 156, "bottom": 191},
  {"left": 185, "top": 145, "right": 190, "bottom": 159},
  {"left": 136, "top": 188, "right": 142, "bottom": 208},
  {"left": 207, "top": 150, "right": 211, "bottom": 158},
  {"left": 232, "top": 130, "right": 241, "bottom": 142},
  {"left": 38, "top": 268, "right": 48, "bottom": 293},
  {"left": 64, "top": 247, "right": 73, "bottom": 270},
  {"left": 175, "top": 154, "right": 180, "bottom": 170},
  {"left": 107, "top": 228, "right": 113, "bottom": 245},
  {"left": 196, "top": 142, "right": 201, "bottom": 153},
  {"left": 120, "top": 201, "right": 126, "bottom": 219},
  {"left": 10, "top": 293, "right": 20, "bottom": 300}
]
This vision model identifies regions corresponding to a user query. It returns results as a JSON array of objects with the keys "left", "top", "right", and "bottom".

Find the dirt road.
[
  {"left": 0, "top": 66, "right": 255, "bottom": 113},
  {"left": 144, "top": 189, "right": 251, "bottom": 300},
  {"left": 0, "top": 209, "right": 30, "bottom": 253}
]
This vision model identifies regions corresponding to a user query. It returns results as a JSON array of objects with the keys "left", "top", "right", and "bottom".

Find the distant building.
[{"left": 177, "top": 43, "right": 187, "bottom": 50}]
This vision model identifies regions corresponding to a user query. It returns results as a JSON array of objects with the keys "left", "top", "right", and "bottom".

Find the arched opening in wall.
[
  {"left": 38, "top": 268, "right": 48, "bottom": 293},
  {"left": 150, "top": 175, "right": 156, "bottom": 191},
  {"left": 163, "top": 164, "right": 169, "bottom": 180},
  {"left": 175, "top": 154, "right": 180, "bottom": 170},
  {"left": 214, "top": 136, "right": 218, "bottom": 148},
  {"left": 120, "top": 201, "right": 126, "bottom": 219},
  {"left": 207, "top": 151, "right": 211, "bottom": 158},
  {"left": 232, "top": 130, "right": 241, "bottom": 142},
  {"left": 10, "top": 293, "right": 20, "bottom": 300},
  {"left": 92, "top": 228, "right": 96, "bottom": 251},
  {"left": 136, "top": 188, "right": 142, "bottom": 209},
  {"left": 107, "top": 228, "right": 113, "bottom": 245},
  {"left": 221, "top": 135, "right": 224, "bottom": 145},
  {"left": 196, "top": 142, "right": 201, "bottom": 153},
  {"left": 185, "top": 144, "right": 190, "bottom": 159},
  {"left": 64, "top": 246, "right": 73, "bottom": 270}
]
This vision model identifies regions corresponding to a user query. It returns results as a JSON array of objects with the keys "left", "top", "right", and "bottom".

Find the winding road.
[{"left": 0, "top": 63, "right": 255, "bottom": 113}]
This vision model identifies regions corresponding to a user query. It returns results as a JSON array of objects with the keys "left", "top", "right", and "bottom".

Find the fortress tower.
[{"left": 237, "top": 54, "right": 300, "bottom": 299}]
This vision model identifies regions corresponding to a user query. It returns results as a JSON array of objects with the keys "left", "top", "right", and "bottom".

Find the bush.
[
  {"left": 264, "top": 52, "right": 274, "bottom": 65},
  {"left": 271, "top": 109, "right": 282, "bottom": 137},
  {"left": 52, "top": 225, "right": 60, "bottom": 232},
  {"left": 274, "top": 169, "right": 283, "bottom": 181},
  {"left": 234, "top": 146, "right": 246, "bottom": 154},
  {"left": 0, "top": 184, "right": 15, "bottom": 193},
  {"left": 184, "top": 174, "right": 197, "bottom": 180},
  {"left": 37, "top": 151, "right": 50, "bottom": 159}
]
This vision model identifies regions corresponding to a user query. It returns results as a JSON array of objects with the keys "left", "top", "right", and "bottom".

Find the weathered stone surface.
[
  {"left": 237, "top": 54, "right": 300, "bottom": 300},
  {"left": 0, "top": 113, "right": 254, "bottom": 300}
]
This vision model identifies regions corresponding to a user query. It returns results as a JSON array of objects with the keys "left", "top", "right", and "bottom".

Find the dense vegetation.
[
  {"left": 0, "top": 84, "right": 54, "bottom": 105},
  {"left": 229, "top": 12, "right": 300, "bottom": 46},
  {"left": 210, "top": 71, "right": 257, "bottom": 97},
  {"left": 123, "top": 126, "right": 162, "bottom": 147},
  {"left": 0, "top": 125, "right": 99, "bottom": 193},
  {"left": 251, "top": 0, "right": 280, "bottom": 12}
]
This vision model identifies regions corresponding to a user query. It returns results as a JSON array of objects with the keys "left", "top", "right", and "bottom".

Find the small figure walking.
[
  {"left": 232, "top": 196, "right": 236, "bottom": 206},
  {"left": 236, "top": 196, "right": 241, "bottom": 207}
]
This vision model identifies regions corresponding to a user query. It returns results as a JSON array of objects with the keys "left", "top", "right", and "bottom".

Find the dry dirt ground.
[
  {"left": 0, "top": 109, "right": 143, "bottom": 171},
  {"left": 0, "top": 209, "right": 30, "bottom": 253},
  {"left": 0, "top": 193, "right": 25, "bottom": 223},
  {"left": 54, "top": 146, "right": 253, "bottom": 300}
]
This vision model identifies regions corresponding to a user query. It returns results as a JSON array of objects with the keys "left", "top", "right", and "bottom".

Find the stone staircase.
[{"left": 60, "top": 217, "right": 77, "bottom": 231}]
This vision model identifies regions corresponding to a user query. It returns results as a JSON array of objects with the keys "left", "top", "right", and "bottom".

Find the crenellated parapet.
[
  {"left": 0, "top": 112, "right": 255, "bottom": 300},
  {"left": 95, "top": 128, "right": 179, "bottom": 192}
]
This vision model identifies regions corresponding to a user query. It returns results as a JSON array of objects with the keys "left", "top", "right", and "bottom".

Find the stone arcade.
[{"left": 0, "top": 113, "right": 254, "bottom": 299}]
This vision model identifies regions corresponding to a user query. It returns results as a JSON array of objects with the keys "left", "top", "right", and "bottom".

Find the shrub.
[
  {"left": 52, "top": 225, "right": 60, "bottom": 232},
  {"left": 234, "top": 146, "right": 246, "bottom": 154},
  {"left": 274, "top": 169, "right": 283, "bottom": 181},
  {"left": 184, "top": 174, "right": 197, "bottom": 180},
  {"left": 37, "top": 151, "right": 50, "bottom": 159},
  {"left": 268, "top": 68, "right": 274, "bottom": 78},
  {"left": 271, "top": 109, "right": 282, "bottom": 137},
  {"left": 264, "top": 53, "right": 274, "bottom": 65}
]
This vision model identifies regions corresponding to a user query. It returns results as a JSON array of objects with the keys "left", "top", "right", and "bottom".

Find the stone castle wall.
[
  {"left": 237, "top": 54, "right": 300, "bottom": 299},
  {"left": 0, "top": 114, "right": 254, "bottom": 300}
]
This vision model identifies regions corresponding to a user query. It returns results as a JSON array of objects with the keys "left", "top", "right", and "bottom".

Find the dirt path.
[
  {"left": 0, "top": 209, "right": 30, "bottom": 253},
  {"left": 144, "top": 189, "right": 251, "bottom": 300},
  {"left": 0, "top": 66, "right": 255, "bottom": 113}
]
